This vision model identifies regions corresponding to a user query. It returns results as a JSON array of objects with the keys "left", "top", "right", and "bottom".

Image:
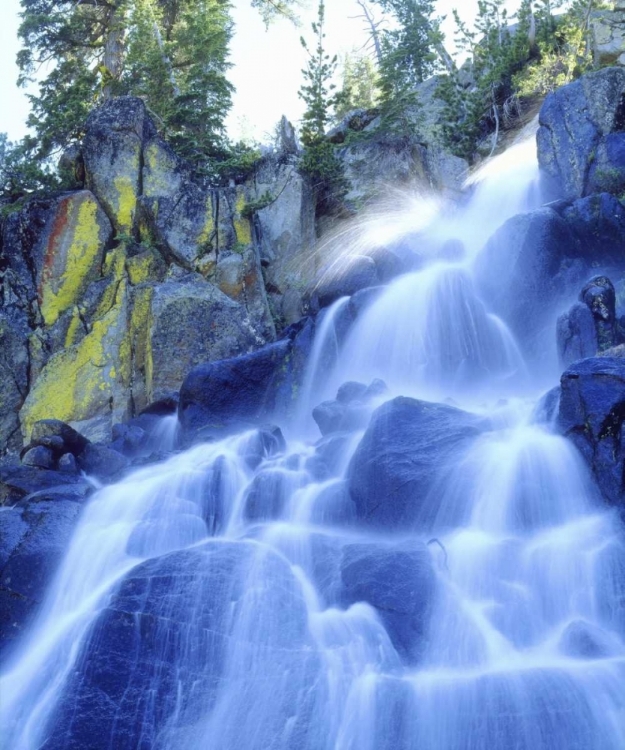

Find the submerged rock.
[{"left": 41, "top": 541, "right": 321, "bottom": 750}]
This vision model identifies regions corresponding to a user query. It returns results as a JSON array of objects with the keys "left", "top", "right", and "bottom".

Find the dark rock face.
[
  {"left": 312, "top": 379, "right": 388, "bottom": 437},
  {"left": 348, "top": 397, "right": 485, "bottom": 531},
  {"left": 558, "top": 357, "right": 625, "bottom": 507},
  {"left": 474, "top": 194, "right": 625, "bottom": 353},
  {"left": 557, "top": 276, "right": 621, "bottom": 367},
  {"left": 340, "top": 542, "right": 435, "bottom": 663},
  {"left": 0, "top": 458, "right": 92, "bottom": 506},
  {"left": 312, "top": 255, "right": 380, "bottom": 311},
  {"left": 178, "top": 340, "right": 292, "bottom": 442},
  {"left": 0, "top": 496, "right": 84, "bottom": 658},
  {"left": 41, "top": 541, "right": 321, "bottom": 750},
  {"left": 537, "top": 67, "right": 625, "bottom": 200}
]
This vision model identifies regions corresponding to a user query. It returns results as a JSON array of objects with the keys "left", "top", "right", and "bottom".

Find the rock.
[
  {"left": 557, "top": 303, "right": 598, "bottom": 367},
  {"left": 580, "top": 275, "right": 618, "bottom": 352},
  {"left": 21, "top": 446, "right": 55, "bottom": 470},
  {"left": 0, "top": 310, "right": 30, "bottom": 453},
  {"left": 312, "top": 255, "right": 380, "bottom": 310},
  {"left": 252, "top": 158, "right": 316, "bottom": 325},
  {"left": 336, "top": 381, "right": 368, "bottom": 403},
  {"left": 241, "top": 426, "right": 286, "bottom": 470},
  {"left": 340, "top": 541, "right": 435, "bottom": 662},
  {"left": 58, "top": 453, "right": 78, "bottom": 474},
  {"left": 30, "top": 419, "right": 90, "bottom": 455},
  {"left": 77, "top": 444, "right": 129, "bottom": 481},
  {"left": 178, "top": 340, "right": 292, "bottom": 442},
  {"left": 348, "top": 397, "right": 485, "bottom": 531},
  {"left": 537, "top": 67, "right": 625, "bottom": 199},
  {"left": 558, "top": 619, "right": 620, "bottom": 659},
  {"left": 474, "top": 195, "right": 625, "bottom": 354},
  {"left": 134, "top": 277, "right": 270, "bottom": 409},
  {"left": 0, "top": 458, "right": 91, "bottom": 506},
  {"left": 591, "top": 5, "right": 625, "bottom": 67},
  {"left": 558, "top": 357, "right": 625, "bottom": 507},
  {"left": 0, "top": 496, "right": 84, "bottom": 658},
  {"left": 83, "top": 97, "right": 156, "bottom": 233},
  {"left": 41, "top": 541, "right": 321, "bottom": 750},
  {"left": 327, "top": 108, "right": 379, "bottom": 144},
  {"left": 312, "top": 400, "right": 346, "bottom": 436},
  {"left": 243, "top": 469, "right": 291, "bottom": 521}
]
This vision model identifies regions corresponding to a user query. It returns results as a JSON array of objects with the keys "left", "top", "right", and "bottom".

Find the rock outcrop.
[
  {"left": 591, "top": 1, "right": 625, "bottom": 68},
  {"left": 537, "top": 66, "right": 625, "bottom": 199},
  {"left": 0, "top": 98, "right": 281, "bottom": 450}
]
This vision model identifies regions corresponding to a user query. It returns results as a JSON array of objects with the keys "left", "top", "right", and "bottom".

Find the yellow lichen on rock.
[
  {"left": 113, "top": 175, "right": 137, "bottom": 232},
  {"left": 197, "top": 196, "right": 216, "bottom": 248},
  {"left": 39, "top": 194, "right": 107, "bottom": 327},
  {"left": 21, "top": 280, "right": 129, "bottom": 440},
  {"left": 234, "top": 191, "right": 252, "bottom": 246},
  {"left": 127, "top": 250, "right": 164, "bottom": 285}
]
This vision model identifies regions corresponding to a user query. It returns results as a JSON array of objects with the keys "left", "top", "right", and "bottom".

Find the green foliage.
[
  {"left": 0, "top": 134, "right": 69, "bottom": 200},
  {"left": 298, "top": 1, "right": 348, "bottom": 212},
  {"left": 241, "top": 191, "right": 275, "bottom": 219},
  {"left": 335, "top": 52, "right": 381, "bottom": 120},
  {"left": 250, "top": 0, "right": 302, "bottom": 26},
  {"left": 215, "top": 142, "right": 263, "bottom": 183},
  {"left": 513, "top": 0, "right": 611, "bottom": 98},
  {"left": 372, "top": 0, "right": 440, "bottom": 100}
]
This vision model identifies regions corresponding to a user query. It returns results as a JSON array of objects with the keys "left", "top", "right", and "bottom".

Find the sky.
[{"left": 0, "top": 0, "right": 519, "bottom": 144}]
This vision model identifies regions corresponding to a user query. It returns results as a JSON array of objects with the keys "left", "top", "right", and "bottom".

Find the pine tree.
[
  {"left": 298, "top": 1, "right": 347, "bottom": 213},
  {"left": 335, "top": 52, "right": 381, "bottom": 120}
]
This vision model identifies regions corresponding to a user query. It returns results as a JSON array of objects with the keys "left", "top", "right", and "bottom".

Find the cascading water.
[{"left": 2, "top": 131, "right": 624, "bottom": 750}]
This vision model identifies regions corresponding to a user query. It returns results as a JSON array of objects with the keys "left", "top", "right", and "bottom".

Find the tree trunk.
[{"left": 102, "top": 3, "right": 126, "bottom": 99}]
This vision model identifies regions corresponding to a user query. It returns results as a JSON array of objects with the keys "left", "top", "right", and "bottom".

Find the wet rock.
[
  {"left": 41, "top": 541, "right": 321, "bottom": 750},
  {"left": 0, "top": 496, "right": 84, "bottom": 658},
  {"left": 243, "top": 469, "right": 292, "bottom": 522},
  {"left": 475, "top": 195, "right": 625, "bottom": 355},
  {"left": 58, "top": 453, "right": 78, "bottom": 474},
  {"left": 348, "top": 397, "right": 485, "bottom": 530},
  {"left": 340, "top": 541, "right": 435, "bottom": 663},
  {"left": 336, "top": 381, "right": 368, "bottom": 404},
  {"left": 21, "top": 446, "right": 55, "bottom": 470},
  {"left": 580, "top": 275, "right": 618, "bottom": 352},
  {"left": 557, "top": 303, "right": 598, "bottom": 367},
  {"left": 312, "top": 379, "right": 389, "bottom": 437},
  {"left": 178, "top": 340, "right": 292, "bottom": 442},
  {"left": 558, "top": 356, "right": 625, "bottom": 507},
  {"left": 312, "top": 400, "right": 346, "bottom": 436},
  {"left": 77, "top": 444, "right": 129, "bottom": 481},
  {"left": 30, "top": 419, "right": 90, "bottom": 456},
  {"left": 0, "top": 458, "right": 91, "bottom": 506},
  {"left": 312, "top": 255, "right": 380, "bottom": 311},
  {"left": 537, "top": 67, "right": 625, "bottom": 199},
  {"left": 558, "top": 619, "right": 620, "bottom": 659}
]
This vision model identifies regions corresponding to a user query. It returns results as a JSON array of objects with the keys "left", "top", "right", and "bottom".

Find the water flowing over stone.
[{"left": 2, "top": 129, "right": 624, "bottom": 750}]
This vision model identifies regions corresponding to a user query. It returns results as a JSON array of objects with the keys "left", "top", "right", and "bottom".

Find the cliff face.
[{"left": 1, "top": 98, "right": 281, "bottom": 449}]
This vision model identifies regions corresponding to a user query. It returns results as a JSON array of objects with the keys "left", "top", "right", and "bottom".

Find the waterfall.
[{"left": 2, "top": 131, "right": 624, "bottom": 750}]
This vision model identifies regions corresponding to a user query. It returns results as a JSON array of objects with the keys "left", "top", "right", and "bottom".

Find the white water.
[{"left": 1, "top": 132, "right": 624, "bottom": 749}]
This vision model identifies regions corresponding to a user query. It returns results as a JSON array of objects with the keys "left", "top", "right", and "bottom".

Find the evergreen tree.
[
  {"left": 16, "top": 0, "right": 234, "bottom": 176},
  {"left": 335, "top": 52, "right": 381, "bottom": 120},
  {"left": 298, "top": 1, "right": 347, "bottom": 213},
  {"left": 250, "top": 0, "right": 302, "bottom": 25},
  {"left": 371, "top": 0, "right": 440, "bottom": 100}
]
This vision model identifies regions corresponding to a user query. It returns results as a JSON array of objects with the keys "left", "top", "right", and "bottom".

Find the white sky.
[{"left": 0, "top": 0, "right": 519, "bottom": 144}]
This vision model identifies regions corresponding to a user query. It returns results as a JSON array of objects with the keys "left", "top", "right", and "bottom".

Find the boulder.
[
  {"left": 312, "top": 255, "right": 380, "bottom": 310},
  {"left": 77, "top": 443, "right": 129, "bottom": 481},
  {"left": 558, "top": 357, "right": 625, "bottom": 507},
  {"left": 21, "top": 446, "right": 55, "bottom": 470},
  {"left": 474, "top": 195, "right": 625, "bottom": 353},
  {"left": 537, "top": 67, "right": 625, "bottom": 199},
  {"left": 0, "top": 457, "right": 92, "bottom": 506},
  {"left": 348, "top": 397, "right": 485, "bottom": 531},
  {"left": 178, "top": 340, "right": 292, "bottom": 442},
  {"left": 41, "top": 541, "right": 321, "bottom": 750},
  {"left": 312, "top": 379, "right": 387, "bottom": 437},
  {"left": 0, "top": 496, "right": 84, "bottom": 658},
  {"left": 83, "top": 97, "right": 156, "bottom": 233},
  {"left": 340, "top": 541, "right": 435, "bottom": 663}
]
